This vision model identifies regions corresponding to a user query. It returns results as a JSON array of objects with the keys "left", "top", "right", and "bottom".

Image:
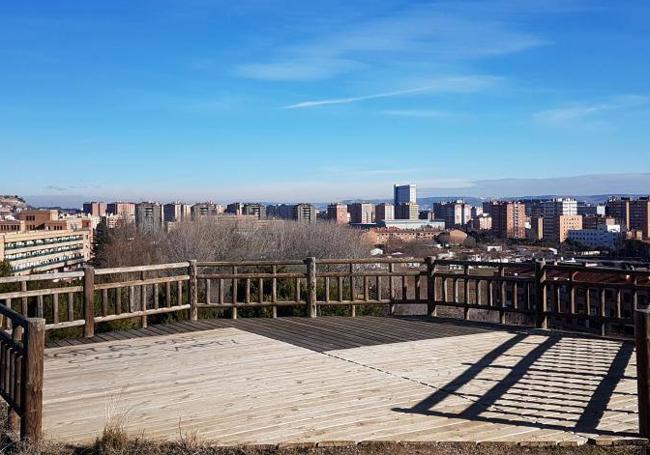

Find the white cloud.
[
  {"left": 283, "top": 76, "right": 502, "bottom": 109},
  {"left": 235, "top": 2, "right": 551, "bottom": 82},
  {"left": 533, "top": 94, "right": 649, "bottom": 125}
]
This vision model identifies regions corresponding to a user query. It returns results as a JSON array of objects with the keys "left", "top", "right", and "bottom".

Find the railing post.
[
  {"left": 535, "top": 261, "right": 547, "bottom": 329},
  {"left": 189, "top": 260, "right": 198, "bottom": 321},
  {"left": 305, "top": 257, "right": 317, "bottom": 318},
  {"left": 425, "top": 256, "right": 437, "bottom": 317},
  {"left": 636, "top": 308, "right": 650, "bottom": 438},
  {"left": 21, "top": 318, "right": 45, "bottom": 442},
  {"left": 83, "top": 265, "right": 95, "bottom": 337}
]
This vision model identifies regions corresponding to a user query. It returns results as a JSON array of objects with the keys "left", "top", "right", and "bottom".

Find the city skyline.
[{"left": 2, "top": 1, "right": 649, "bottom": 201}]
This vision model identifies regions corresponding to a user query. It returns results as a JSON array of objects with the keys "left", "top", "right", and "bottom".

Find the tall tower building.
[
  {"left": 542, "top": 198, "right": 578, "bottom": 243},
  {"left": 348, "top": 203, "right": 374, "bottom": 224},
  {"left": 483, "top": 201, "right": 526, "bottom": 239},
  {"left": 327, "top": 203, "right": 348, "bottom": 224},
  {"left": 135, "top": 202, "right": 164, "bottom": 234},
  {"left": 394, "top": 184, "right": 417, "bottom": 220}
]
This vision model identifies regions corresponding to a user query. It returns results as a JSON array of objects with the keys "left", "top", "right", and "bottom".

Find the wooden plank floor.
[{"left": 42, "top": 317, "right": 640, "bottom": 445}]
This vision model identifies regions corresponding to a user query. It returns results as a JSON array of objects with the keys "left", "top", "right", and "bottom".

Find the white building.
[{"left": 568, "top": 224, "right": 623, "bottom": 249}]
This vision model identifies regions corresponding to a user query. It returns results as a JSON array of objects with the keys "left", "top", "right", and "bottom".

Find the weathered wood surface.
[{"left": 42, "top": 317, "right": 640, "bottom": 445}]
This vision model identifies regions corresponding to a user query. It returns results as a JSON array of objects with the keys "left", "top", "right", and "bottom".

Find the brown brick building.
[{"left": 483, "top": 201, "right": 526, "bottom": 239}]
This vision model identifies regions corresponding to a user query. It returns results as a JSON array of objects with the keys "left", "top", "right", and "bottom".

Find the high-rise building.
[
  {"left": 163, "top": 202, "right": 191, "bottom": 223},
  {"left": 327, "top": 203, "right": 348, "bottom": 224},
  {"left": 83, "top": 202, "right": 107, "bottom": 217},
  {"left": 433, "top": 200, "right": 471, "bottom": 228},
  {"left": 471, "top": 214, "right": 492, "bottom": 231},
  {"left": 225, "top": 202, "right": 244, "bottom": 215},
  {"left": 191, "top": 202, "right": 223, "bottom": 220},
  {"left": 107, "top": 202, "right": 136, "bottom": 222},
  {"left": 242, "top": 203, "right": 267, "bottom": 220},
  {"left": 528, "top": 216, "right": 544, "bottom": 241},
  {"left": 294, "top": 203, "right": 317, "bottom": 223},
  {"left": 606, "top": 197, "right": 631, "bottom": 229},
  {"left": 135, "top": 202, "right": 164, "bottom": 234},
  {"left": 630, "top": 197, "right": 650, "bottom": 238},
  {"left": 374, "top": 203, "right": 394, "bottom": 222},
  {"left": 542, "top": 198, "right": 578, "bottom": 243},
  {"left": 483, "top": 201, "right": 526, "bottom": 239},
  {"left": 348, "top": 203, "right": 374, "bottom": 224},
  {"left": 394, "top": 184, "right": 416, "bottom": 206},
  {"left": 395, "top": 202, "right": 419, "bottom": 221},
  {"left": 557, "top": 215, "right": 583, "bottom": 243}
]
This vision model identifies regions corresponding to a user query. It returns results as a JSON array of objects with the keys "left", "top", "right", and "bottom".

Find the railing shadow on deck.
[{"left": 392, "top": 331, "right": 639, "bottom": 438}]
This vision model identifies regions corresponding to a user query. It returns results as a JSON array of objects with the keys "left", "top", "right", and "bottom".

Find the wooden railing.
[
  {"left": 0, "top": 303, "right": 44, "bottom": 441},
  {"left": 1, "top": 257, "right": 650, "bottom": 440}
]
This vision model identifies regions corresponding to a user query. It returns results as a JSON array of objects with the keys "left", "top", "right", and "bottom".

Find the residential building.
[
  {"left": 225, "top": 202, "right": 244, "bottom": 215},
  {"left": 242, "top": 203, "right": 267, "bottom": 220},
  {"left": 630, "top": 197, "right": 650, "bottom": 239},
  {"left": 17, "top": 209, "right": 58, "bottom": 230},
  {"left": 606, "top": 197, "right": 631, "bottom": 229},
  {"left": 191, "top": 202, "right": 223, "bottom": 220},
  {"left": 471, "top": 206, "right": 483, "bottom": 218},
  {"left": 528, "top": 216, "right": 544, "bottom": 242},
  {"left": 395, "top": 202, "right": 419, "bottom": 221},
  {"left": 163, "top": 202, "right": 191, "bottom": 223},
  {"left": 294, "top": 203, "right": 317, "bottom": 223},
  {"left": 0, "top": 220, "right": 25, "bottom": 233},
  {"left": 483, "top": 201, "right": 526, "bottom": 239},
  {"left": 82, "top": 202, "right": 107, "bottom": 217},
  {"left": 0, "top": 229, "right": 92, "bottom": 275},
  {"left": 583, "top": 215, "right": 616, "bottom": 231},
  {"left": 349, "top": 203, "right": 374, "bottom": 224},
  {"left": 135, "top": 202, "right": 164, "bottom": 234},
  {"left": 577, "top": 202, "right": 598, "bottom": 216},
  {"left": 393, "top": 184, "right": 416, "bottom": 206},
  {"left": 471, "top": 214, "right": 492, "bottom": 231},
  {"left": 557, "top": 215, "right": 583, "bottom": 243},
  {"left": 327, "top": 203, "right": 349, "bottom": 224},
  {"left": 568, "top": 224, "right": 623, "bottom": 249},
  {"left": 377, "top": 219, "right": 445, "bottom": 230},
  {"left": 374, "top": 203, "right": 394, "bottom": 222},
  {"left": 542, "top": 198, "right": 578, "bottom": 243},
  {"left": 433, "top": 200, "right": 471, "bottom": 228},
  {"left": 106, "top": 202, "right": 136, "bottom": 220}
]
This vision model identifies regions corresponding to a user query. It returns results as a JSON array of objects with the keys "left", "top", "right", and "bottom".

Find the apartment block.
[
  {"left": 135, "top": 202, "right": 164, "bottom": 234},
  {"left": 583, "top": 215, "right": 616, "bottom": 231},
  {"left": 471, "top": 214, "right": 492, "bottom": 231},
  {"left": 191, "top": 202, "right": 223, "bottom": 220},
  {"left": 82, "top": 201, "right": 107, "bottom": 217},
  {"left": 542, "top": 198, "right": 578, "bottom": 243},
  {"left": 395, "top": 202, "right": 419, "bottom": 221},
  {"left": 226, "top": 202, "right": 244, "bottom": 215},
  {"left": 528, "top": 216, "right": 544, "bottom": 242},
  {"left": 0, "top": 229, "right": 91, "bottom": 275},
  {"left": 163, "top": 202, "right": 191, "bottom": 223},
  {"left": 606, "top": 197, "right": 631, "bottom": 229},
  {"left": 483, "top": 201, "right": 526, "bottom": 239},
  {"left": 433, "top": 200, "right": 471, "bottom": 228},
  {"left": 558, "top": 215, "right": 583, "bottom": 243},
  {"left": 242, "top": 203, "right": 267, "bottom": 220},
  {"left": 348, "top": 203, "right": 374, "bottom": 224},
  {"left": 628, "top": 197, "right": 650, "bottom": 239},
  {"left": 374, "top": 203, "right": 394, "bottom": 222},
  {"left": 294, "top": 203, "right": 317, "bottom": 223},
  {"left": 327, "top": 203, "right": 349, "bottom": 224},
  {"left": 106, "top": 202, "right": 136, "bottom": 222},
  {"left": 17, "top": 209, "right": 58, "bottom": 230}
]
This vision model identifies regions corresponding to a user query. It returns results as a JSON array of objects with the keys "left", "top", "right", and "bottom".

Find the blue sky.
[{"left": 1, "top": 0, "right": 649, "bottom": 203}]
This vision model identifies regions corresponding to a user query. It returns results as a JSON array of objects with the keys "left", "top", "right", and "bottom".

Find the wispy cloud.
[
  {"left": 283, "top": 76, "right": 502, "bottom": 109},
  {"left": 234, "top": 2, "right": 554, "bottom": 82},
  {"left": 533, "top": 95, "right": 649, "bottom": 125}
]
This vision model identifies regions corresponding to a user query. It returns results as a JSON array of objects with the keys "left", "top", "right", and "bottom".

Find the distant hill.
[{"left": 0, "top": 195, "right": 29, "bottom": 210}]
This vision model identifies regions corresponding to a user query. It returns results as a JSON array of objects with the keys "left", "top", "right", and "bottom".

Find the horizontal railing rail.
[{"left": 1, "top": 256, "right": 650, "bottom": 440}]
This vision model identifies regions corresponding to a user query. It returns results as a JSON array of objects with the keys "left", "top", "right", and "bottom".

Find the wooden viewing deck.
[{"left": 43, "top": 316, "right": 642, "bottom": 446}]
